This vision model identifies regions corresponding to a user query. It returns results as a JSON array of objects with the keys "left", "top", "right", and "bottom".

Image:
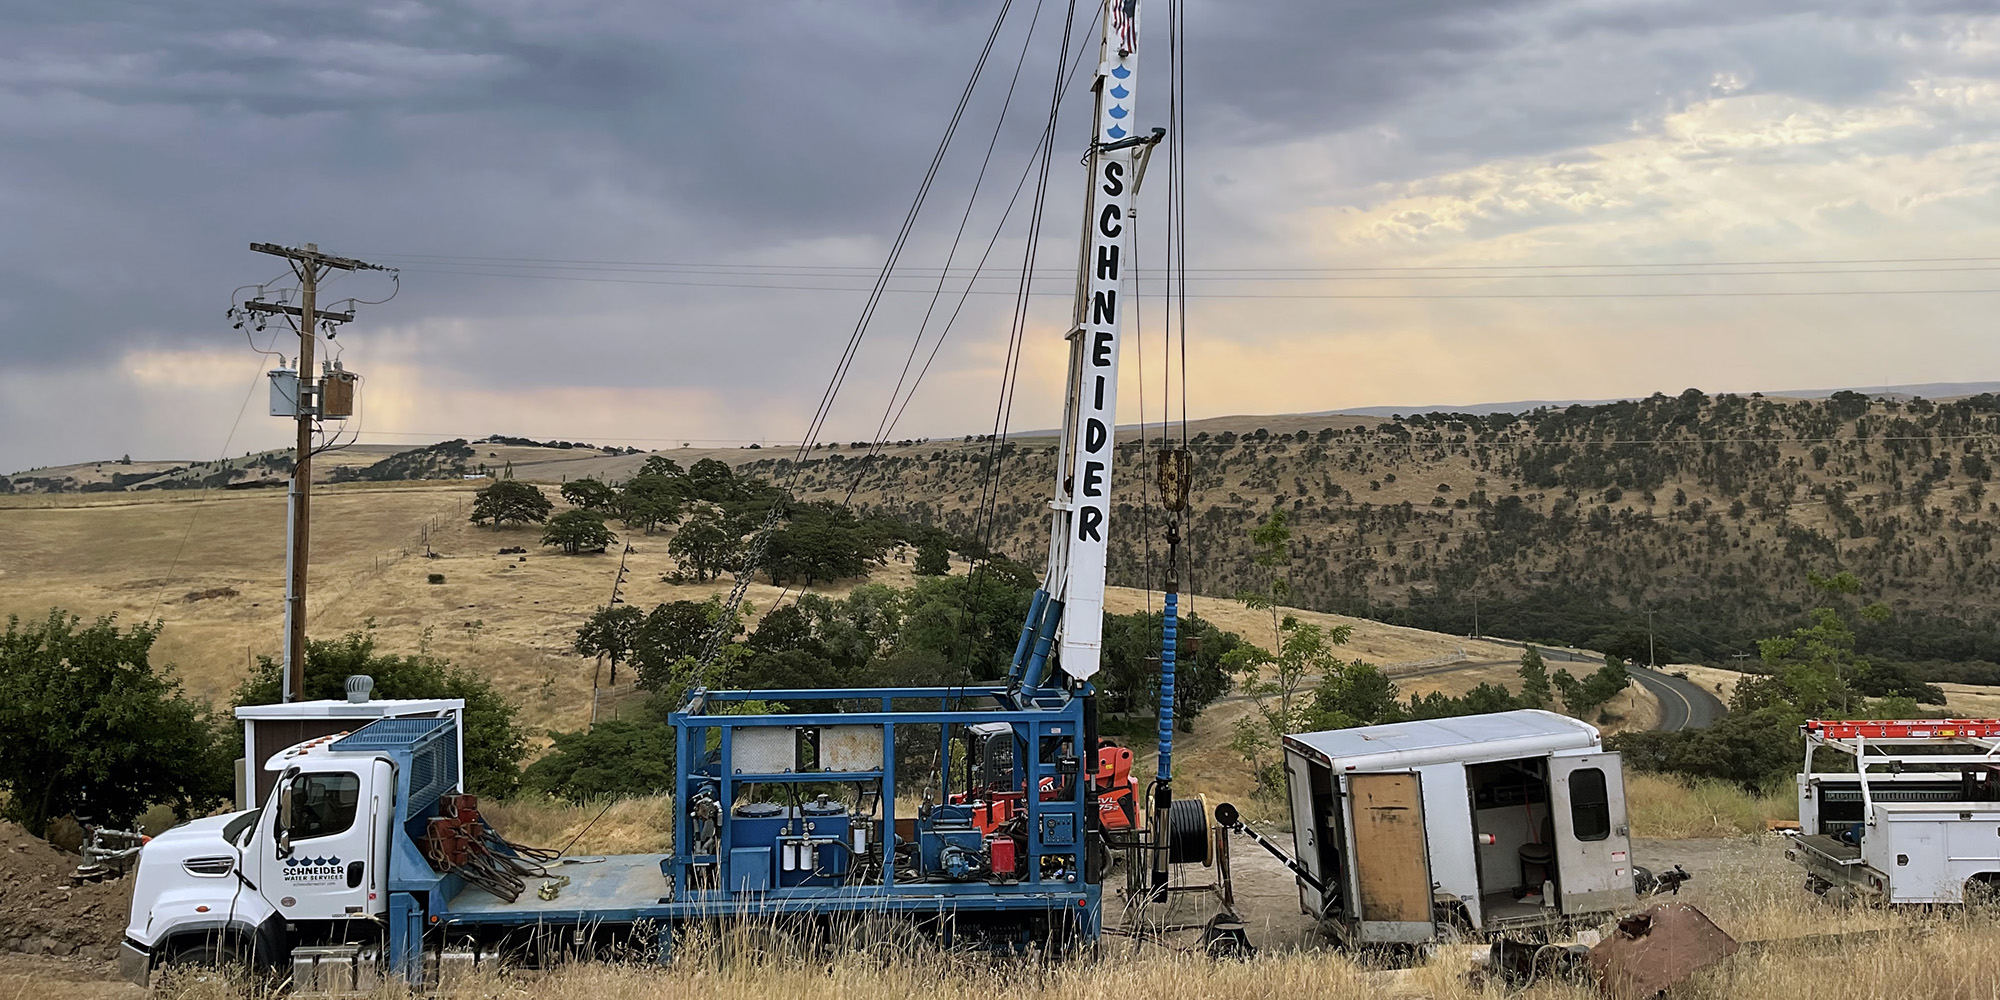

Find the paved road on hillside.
[
  {"left": 1626, "top": 666, "right": 1724, "bottom": 730},
  {"left": 1463, "top": 639, "right": 1726, "bottom": 732}
]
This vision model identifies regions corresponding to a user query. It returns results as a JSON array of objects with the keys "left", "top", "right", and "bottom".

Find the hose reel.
[{"left": 1167, "top": 795, "right": 1213, "bottom": 867}]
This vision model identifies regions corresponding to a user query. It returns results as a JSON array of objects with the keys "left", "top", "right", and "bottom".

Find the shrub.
[{"left": 0, "top": 611, "right": 234, "bottom": 835}]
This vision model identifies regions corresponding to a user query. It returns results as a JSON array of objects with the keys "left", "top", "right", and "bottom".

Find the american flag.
[{"left": 1110, "top": 0, "right": 1137, "bottom": 54}]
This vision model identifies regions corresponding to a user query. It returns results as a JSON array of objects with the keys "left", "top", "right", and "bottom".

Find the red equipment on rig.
[
  {"left": 953, "top": 730, "right": 1142, "bottom": 836},
  {"left": 1806, "top": 719, "right": 2000, "bottom": 740}
]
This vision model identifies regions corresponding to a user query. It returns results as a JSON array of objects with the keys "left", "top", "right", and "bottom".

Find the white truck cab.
[{"left": 122, "top": 729, "right": 415, "bottom": 983}]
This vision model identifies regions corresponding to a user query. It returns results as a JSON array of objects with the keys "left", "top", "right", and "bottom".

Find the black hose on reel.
[{"left": 1166, "top": 796, "right": 1212, "bottom": 866}]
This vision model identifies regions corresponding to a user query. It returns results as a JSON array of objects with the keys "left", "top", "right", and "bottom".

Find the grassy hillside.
[
  {"left": 736, "top": 389, "right": 2000, "bottom": 666},
  {"left": 0, "top": 483, "right": 1591, "bottom": 803},
  {"left": 28, "top": 387, "right": 2000, "bottom": 668}
]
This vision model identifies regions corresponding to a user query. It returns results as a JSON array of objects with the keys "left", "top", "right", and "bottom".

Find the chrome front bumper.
[{"left": 118, "top": 940, "right": 151, "bottom": 988}]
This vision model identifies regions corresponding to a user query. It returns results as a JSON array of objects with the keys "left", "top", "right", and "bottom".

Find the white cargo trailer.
[
  {"left": 1788, "top": 719, "right": 2000, "bottom": 904},
  {"left": 1282, "top": 709, "right": 1636, "bottom": 944}
]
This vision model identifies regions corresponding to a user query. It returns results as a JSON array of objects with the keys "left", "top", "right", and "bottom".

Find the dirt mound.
[{"left": 0, "top": 822, "right": 131, "bottom": 960}]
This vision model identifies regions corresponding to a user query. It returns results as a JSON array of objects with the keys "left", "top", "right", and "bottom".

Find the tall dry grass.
[
  {"left": 482, "top": 794, "right": 675, "bottom": 855},
  {"left": 1625, "top": 772, "right": 1796, "bottom": 838},
  {"left": 149, "top": 835, "right": 2000, "bottom": 1000},
  {"left": 155, "top": 906, "right": 2000, "bottom": 1000}
]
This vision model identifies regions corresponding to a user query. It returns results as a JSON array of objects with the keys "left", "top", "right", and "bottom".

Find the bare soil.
[{"left": 0, "top": 822, "right": 133, "bottom": 962}]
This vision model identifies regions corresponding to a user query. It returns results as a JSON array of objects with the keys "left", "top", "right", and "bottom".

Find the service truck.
[{"left": 1788, "top": 719, "right": 2000, "bottom": 904}]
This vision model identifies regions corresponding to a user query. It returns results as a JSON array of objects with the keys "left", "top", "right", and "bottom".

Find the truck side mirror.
[{"left": 276, "top": 778, "right": 296, "bottom": 858}]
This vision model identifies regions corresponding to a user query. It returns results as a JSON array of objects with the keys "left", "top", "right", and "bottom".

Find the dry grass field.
[
  {"left": 63, "top": 826, "right": 1992, "bottom": 1000},
  {"left": 0, "top": 482, "right": 1658, "bottom": 796}
]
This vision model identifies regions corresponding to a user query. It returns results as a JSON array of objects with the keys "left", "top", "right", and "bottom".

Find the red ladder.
[{"left": 1807, "top": 719, "right": 2000, "bottom": 739}]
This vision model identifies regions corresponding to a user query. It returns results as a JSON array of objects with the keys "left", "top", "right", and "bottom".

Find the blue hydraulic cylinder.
[
  {"left": 1020, "top": 597, "right": 1064, "bottom": 693},
  {"left": 1158, "top": 591, "right": 1177, "bottom": 783},
  {"left": 1009, "top": 589, "right": 1049, "bottom": 685}
]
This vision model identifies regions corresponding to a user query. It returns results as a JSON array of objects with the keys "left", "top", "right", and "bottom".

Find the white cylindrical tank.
[{"left": 268, "top": 368, "right": 301, "bottom": 417}]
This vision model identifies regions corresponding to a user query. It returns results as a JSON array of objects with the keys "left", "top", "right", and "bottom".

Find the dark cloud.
[{"left": 2, "top": 0, "right": 1997, "bottom": 472}]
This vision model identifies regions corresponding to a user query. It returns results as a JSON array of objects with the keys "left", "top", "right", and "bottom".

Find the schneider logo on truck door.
[{"left": 282, "top": 855, "right": 345, "bottom": 884}]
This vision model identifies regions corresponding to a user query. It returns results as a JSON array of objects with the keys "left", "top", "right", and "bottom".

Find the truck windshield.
[
  {"left": 286, "top": 772, "right": 361, "bottom": 840},
  {"left": 1569, "top": 767, "right": 1610, "bottom": 841}
]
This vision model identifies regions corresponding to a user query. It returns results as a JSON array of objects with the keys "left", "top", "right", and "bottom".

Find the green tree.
[
  {"left": 631, "top": 599, "right": 740, "bottom": 699},
  {"left": 1236, "top": 508, "right": 1293, "bottom": 649},
  {"left": 560, "top": 477, "right": 618, "bottom": 511},
  {"left": 470, "top": 479, "right": 553, "bottom": 527},
  {"left": 1098, "top": 611, "right": 1247, "bottom": 730},
  {"left": 1552, "top": 656, "right": 1630, "bottom": 720},
  {"left": 685, "top": 458, "right": 738, "bottom": 501},
  {"left": 1312, "top": 661, "right": 1404, "bottom": 728},
  {"left": 615, "top": 473, "right": 686, "bottom": 534},
  {"left": 236, "top": 629, "right": 527, "bottom": 798},
  {"left": 761, "top": 502, "right": 883, "bottom": 586},
  {"left": 0, "top": 611, "right": 233, "bottom": 835},
  {"left": 1517, "top": 646, "right": 1551, "bottom": 708},
  {"left": 521, "top": 720, "right": 675, "bottom": 802},
  {"left": 543, "top": 509, "right": 615, "bottom": 554},
  {"left": 667, "top": 510, "right": 738, "bottom": 582},
  {"left": 1230, "top": 616, "right": 1351, "bottom": 797},
  {"left": 894, "top": 561, "right": 1037, "bottom": 681},
  {"left": 913, "top": 537, "right": 951, "bottom": 576},
  {"left": 574, "top": 603, "right": 644, "bottom": 684}
]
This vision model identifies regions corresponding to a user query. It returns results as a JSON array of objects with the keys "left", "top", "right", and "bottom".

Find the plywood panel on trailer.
[{"left": 1350, "top": 772, "right": 1431, "bottom": 923}]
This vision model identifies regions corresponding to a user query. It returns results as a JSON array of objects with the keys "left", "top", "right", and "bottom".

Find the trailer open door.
[
  {"left": 1341, "top": 771, "right": 1434, "bottom": 943},
  {"left": 1548, "top": 751, "right": 1637, "bottom": 914},
  {"left": 1284, "top": 749, "right": 1330, "bottom": 915}
]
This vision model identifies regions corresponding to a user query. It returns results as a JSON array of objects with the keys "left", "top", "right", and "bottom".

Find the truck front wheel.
[{"left": 157, "top": 940, "right": 244, "bottom": 985}]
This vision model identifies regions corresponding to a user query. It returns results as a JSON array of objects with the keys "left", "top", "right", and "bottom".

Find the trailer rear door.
[
  {"left": 1284, "top": 749, "right": 1329, "bottom": 915},
  {"left": 1342, "top": 771, "right": 1434, "bottom": 942},
  {"left": 1549, "top": 752, "right": 1636, "bottom": 915}
]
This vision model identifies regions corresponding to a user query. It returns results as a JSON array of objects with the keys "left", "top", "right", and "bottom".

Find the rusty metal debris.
[{"left": 1588, "top": 902, "right": 1739, "bottom": 1000}]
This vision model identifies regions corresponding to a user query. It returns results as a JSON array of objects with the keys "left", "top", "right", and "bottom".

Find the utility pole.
[
  {"left": 1644, "top": 609, "right": 1656, "bottom": 668},
  {"left": 1471, "top": 595, "right": 1480, "bottom": 639},
  {"left": 245, "top": 242, "right": 393, "bottom": 701}
]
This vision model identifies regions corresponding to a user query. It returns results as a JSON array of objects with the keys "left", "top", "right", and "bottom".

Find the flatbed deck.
[
  {"left": 1794, "top": 834, "right": 1862, "bottom": 865},
  {"left": 445, "top": 854, "right": 671, "bottom": 917}
]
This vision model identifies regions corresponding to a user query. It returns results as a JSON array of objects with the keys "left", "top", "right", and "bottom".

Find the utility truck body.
[
  {"left": 1788, "top": 719, "right": 2000, "bottom": 904},
  {"left": 1282, "top": 710, "right": 1636, "bottom": 944}
]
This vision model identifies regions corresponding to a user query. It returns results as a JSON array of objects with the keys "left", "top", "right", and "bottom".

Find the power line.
[
  {"left": 372, "top": 260, "right": 2000, "bottom": 280},
  {"left": 384, "top": 264, "right": 2000, "bottom": 299},
  {"left": 363, "top": 250, "right": 2000, "bottom": 274}
]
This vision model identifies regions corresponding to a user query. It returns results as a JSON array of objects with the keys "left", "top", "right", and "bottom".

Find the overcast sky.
[{"left": 4, "top": 1, "right": 1999, "bottom": 473}]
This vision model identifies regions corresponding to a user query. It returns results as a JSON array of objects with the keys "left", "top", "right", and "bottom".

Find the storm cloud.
[{"left": 3, "top": 1, "right": 1999, "bottom": 472}]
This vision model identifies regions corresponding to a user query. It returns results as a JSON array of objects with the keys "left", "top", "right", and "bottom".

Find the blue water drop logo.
[
  {"left": 1111, "top": 65, "right": 1131, "bottom": 80},
  {"left": 1107, "top": 124, "right": 1127, "bottom": 139},
  {"left": 1109, "top": 84, "right": 1128, "bottom": 99},
  {"left": 1109, "top": 105, "right": 1128, "bottom": 119}
]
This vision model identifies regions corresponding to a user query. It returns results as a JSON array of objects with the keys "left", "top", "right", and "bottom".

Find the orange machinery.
[{"left": 952, "top": 723, "right": 1142, "bottom": 835}]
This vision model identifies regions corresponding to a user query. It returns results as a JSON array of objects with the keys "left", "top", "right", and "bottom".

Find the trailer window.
[
  {"left": 1568, "top": 767, "right": 1610, "bottom": 842},
  {"left": 287, "top": 772, "right": 361, "bottom": 840}
]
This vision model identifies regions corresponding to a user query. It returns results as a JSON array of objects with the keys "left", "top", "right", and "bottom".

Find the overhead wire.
[
  {"left": 694, "top": 0, "right": 1040, "bottom": 666},
  {"left": 376, "top": 264, "right": 2000, "bottom": 299},
  {"left": 361, "top": 251, "right": 2000, "bottom": 276},
  {"left": 840, "top": 0, "right": 1053, "bottom": 510},
  {"left": 952, "top": 0, "right": 1086, "bottom": 676}
]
